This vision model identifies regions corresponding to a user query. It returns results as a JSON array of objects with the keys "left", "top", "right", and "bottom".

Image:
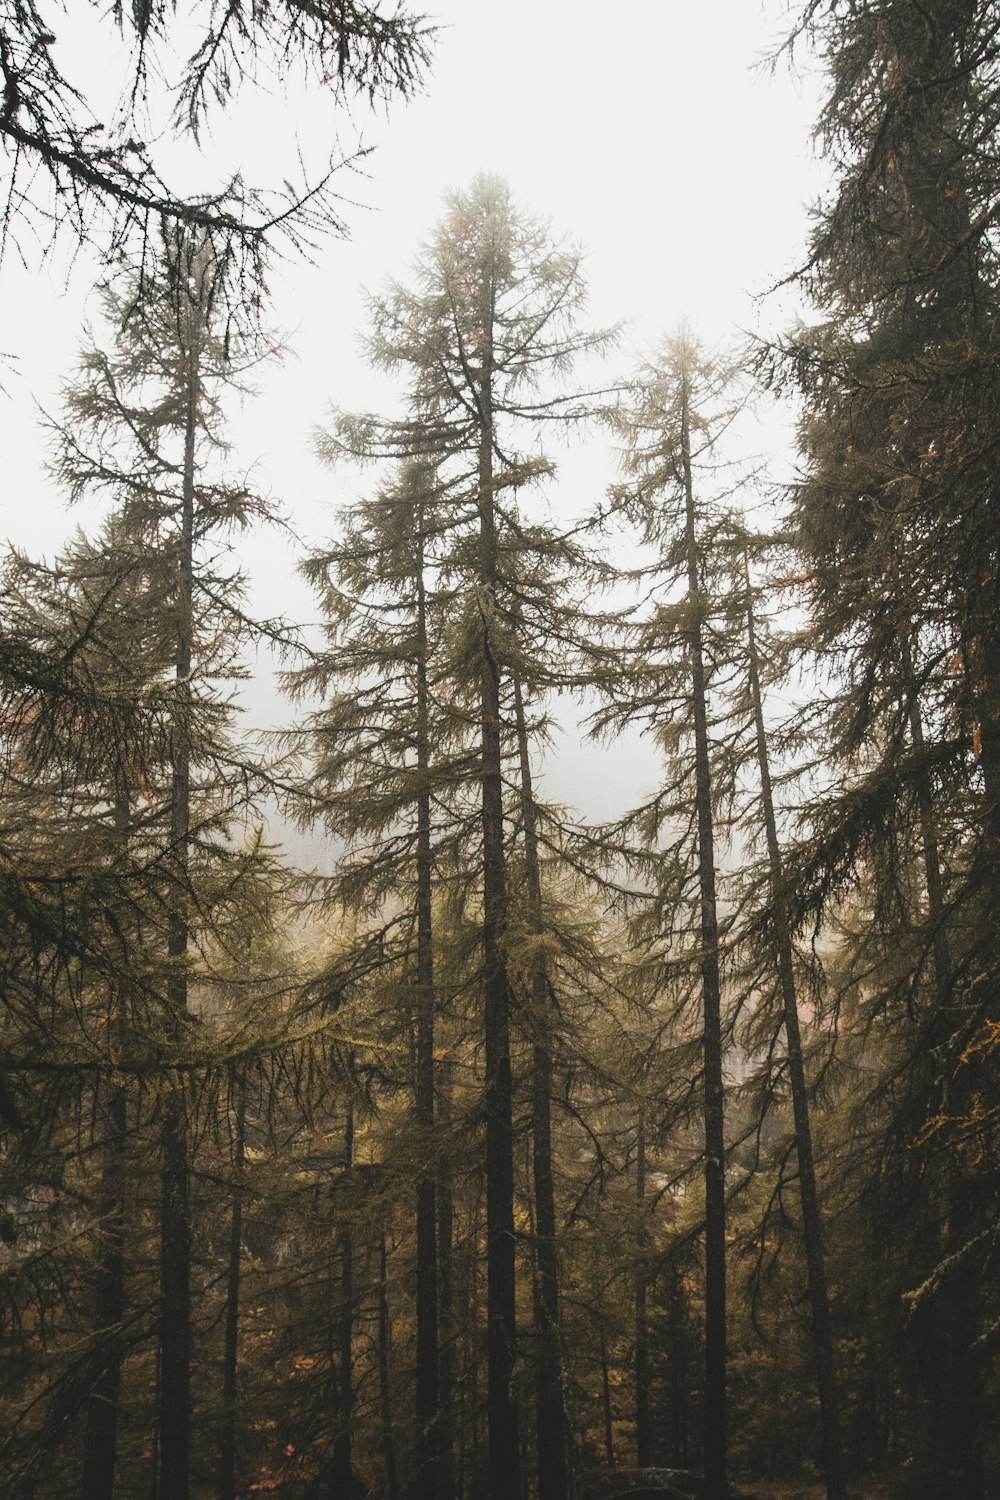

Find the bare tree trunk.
[
  {"left": 599, "top": 1325, "right": 614, "bottom": 1467},
  {"left": 414, "top": 505, "right": 440, "bottom": 1500},
  {"left": 379, "top": 1231, "right": 401, "bottom": 1500},
  {"left": 81, "top": 1079, "right": 127, "bottom": 1500},
  {"left": 512, "top": 673, "right": 569, "bottom": 1500},
  {"left": 82, "top": 789, "right": 131, "bottom": 1500},
  {"left": 159, "top": 328, "right": 198, "bottom": 1500},
  {"left": 220, "top": 1075, "right": 246, "bottom": 1500},
  {"left": 679, "top": 384, "right": 727, "bottom": 1500},
  {"left": 668, "top": 1266, "right": 689, "bottom": 1468},
  {"left": 907, "top": 643, "right": 986, "bottom": 1499},
  {"left": 742, "top": 555, "right": 845, "bottom": 1500},
  {"left": 475, "top": 313, "right": 520, "bottom": 1500},
  {"left": 438, "top": 1057, "right": 457, "bottom": 1500},
  {"left": 634, "top": 1114, "right": 650, "bottom": 1469},
  {"left": 332, "top": 1101, "right": 355, "bottom": 1496}
]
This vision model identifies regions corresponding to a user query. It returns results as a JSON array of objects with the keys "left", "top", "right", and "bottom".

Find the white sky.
[{"left": 0, "top": 0, "right": 828, "bottom": 845}]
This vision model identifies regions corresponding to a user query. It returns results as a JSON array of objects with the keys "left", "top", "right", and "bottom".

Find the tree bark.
[
  {"left": 81, "top": 1079, "right": 127, "bottom": 1500},
  {"left": 475, "top": 299, "right": 520, "bottom": 1500},
  {"left": 332, "top": 1101, "right": 355, "bottom": 1497},
  {"left": 599, "top": 1324, "right": 614, "bottom": 1468},
  {"left": 679, "top": 384, "right": 727, "bottom": 1500},
  {"left": 512, "top": 673, "right": 568, "bottom": 1500},
  {"left": 438, "top": 1056, "right": 457, "bottom": 1500},
  {"left": 220, "top": 1075, "right": 246, "bottom": 1500},
  {"left": 414, "top": 502, "right": 440, "bottom": 1500},
  {"left": 379, "top": 1232, "right": 401, "bottom": 1500},
  {"left": 158, "top": 321, "right": 198, "bottom": 1500},
  {"left": 82, "top": 788, "right": 131, "bottom": 1500},
  {"left": 907, "top": 644, "right": 987, "bottom": 1499},
  {"left": 743, "top": 555, "right": 845, "bottom": 1500},
  {"left": 634, "top": 1114, "right": 651, "bottom": 1469}
]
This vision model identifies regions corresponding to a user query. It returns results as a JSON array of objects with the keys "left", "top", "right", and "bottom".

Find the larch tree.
[
  {"left": 46, "top": 230, "right": 289, "bottom": 1500},
  {"left": 596, "top": 333, "right": 749, "bottom": 1500},
  {"left": 319, "top": 172, "right": 614, "bottom": 1500},
  {"left": 721, "top": 524, "right": 846, "bottom": 1500},
  {"left": 289, "top": 455, "right": 477, "bottom": 1500},
  {"left": 0, "top": 0, "right": 432, "bottom": 285},
  {"left": 769, "top": 3, "right": 1000, "bottom": 1490}
]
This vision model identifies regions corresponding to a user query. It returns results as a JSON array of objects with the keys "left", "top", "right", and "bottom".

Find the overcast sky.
[{"left": 0, "top": 0, "right": 829, "bottom": 841}]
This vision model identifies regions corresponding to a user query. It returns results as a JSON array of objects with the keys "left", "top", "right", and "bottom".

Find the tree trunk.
[
  {"left": 438, "top": 1056, "right": 457, "bottom": 1500},
  {"left": 512, "top": 673, "right": 568, "bottom": 1500},
  {"left": 907, "top": 647, "right": 987, "bottom": 1499},
  {"left": 599, "top": 1325, "right": 614, "bottom": 1467},
  {"left": 159, "top": 327, "right": 198, "bottom": 1500},
  {"left": 679, "top": 384, "right": 727, "bottom": 1500},
  {"left": 743, "top": 555, "right": 845, "bottom": 1500},
  {"left": 82, "top": 788, "right": 131, "bottom": 1500},
  {"left": 220, "top": 1075, "right": 246, "bottom": 1500},
  {"left": 414, "top": 504, "right": 440, "bottom": 1500},
  {"left": 476, "top": 310, "right": 520, "bottom": 1500},
  {"left": 332, "top": 1101, "right": 355, "bottom": 1496},
  {"left": 81, "top": 1079, "right": 127, "bottom": 1500},
  {"left": 634, "top": 1114, "right": 651, "bottom": 1469},
  {"left": 379, "top": 1232, "right": 401, "bottom": 1500},
  {"left": 668, "top": 1265, "right": 689, "bottom": 1468}
]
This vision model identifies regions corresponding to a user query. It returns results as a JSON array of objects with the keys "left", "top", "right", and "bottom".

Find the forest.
[{"left": 0, "top": 3, "right": 997, "bottom": 1500}]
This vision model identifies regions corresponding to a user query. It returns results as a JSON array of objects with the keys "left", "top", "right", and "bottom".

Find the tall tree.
[
  {"left": 324, "top": 172, "right": 613, "bottom": 1499},
  {"left": 48, "top": 232, "right": 287, "bottom": 1499},
  {"left": 772, "top": 4, "right": 1000, "bottom": 1490},
  {"left": 599, "top": 334, "right": 746, "bottom": 1499},
  {"left": 730, "top": 533, "right": 845, "bottom": 1500},
  {"left": 291, "top": 457, "right": 473, "bottom": 1499}
]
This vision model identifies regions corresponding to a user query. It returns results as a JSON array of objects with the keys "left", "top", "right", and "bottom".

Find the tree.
[
  {"left": 45, "top": 230, "right": 289, "bottom": 1500},
  {"left": 291, "top": 455, "right": 476, "bottom": 1500},
  {"left": 770, "top": 4, "right": 1000, "bottom": 1491},
  {"left": 597, "top": 333, "right": 747, "bottom": 1500},
  {"left": 0, "top": 0, "right": 431, "bottom": 282},
  {"left": 728, "top": 529, "right": 845, "bottom": 1500},
  {"left": 321, "top": 172, "right": 613, "bottom": 1500}
]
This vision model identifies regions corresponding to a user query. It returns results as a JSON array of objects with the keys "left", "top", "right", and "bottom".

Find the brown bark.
[
  {"left": 743, "top": 555, "right": 845, "bottom": 1500},
  {"left": 158, "top": 323, "right": 198, "bottom": 1500},
  {"left": 414, "top": 499, "right": 441, "bottom": 1500},
  {"left": 512, "top": 673, "right": 568, "bottom": 1500},
  {"left": 220, "top": 1076, "right": 246, "bottom": 1500},
  {"left": 80, "top": 1080, "right": 126, "bottom": 1500},
  {"left": 438, "top": 1056, "right": 457, "bottom": 1500},
  {"left": 598, "top": 1325, "right": 614, "bottom": 1467},
  {"left": 679, "top": 384, "right": 727, "bottom": 1500},
  {"left": 379, "top": 1232, "right": 401, "bottom": 1500},
  {"left": 82, "top": 789, "right": 131, "bottom": 1500},
  {"left": 475, "top": 296, "right": 520, "bottom": 1500},
  {"left": 634, "top": 1114, "right": 650, "bottom": 1469},
  {"left": 331, "top": 1101, "right": 355, "bottom": 1496}
]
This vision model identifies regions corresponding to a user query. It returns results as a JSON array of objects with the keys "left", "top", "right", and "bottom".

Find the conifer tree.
[
  {"left": 724, "top": 528, "right": 845, "bottom": 1500},
  {"left": 45, "top": 230, "right": 288, "bottom": 1500},
  {"left": 771, "top": 5, "right": 1000, "bottom": 1490},
  {"left": 291, "top": 456, "right": 475, "bottom": 1499},
  {"left": 321, "top": 172, "right": 613, "bottom": 1500},
  {"left": 598, "top": 333, "right": 746, "bottom": 1500},
  {"left": 0, "top": 0, "right": 431, "bottom": 281}
]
